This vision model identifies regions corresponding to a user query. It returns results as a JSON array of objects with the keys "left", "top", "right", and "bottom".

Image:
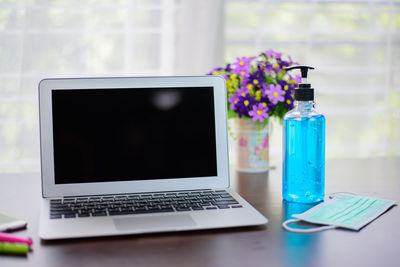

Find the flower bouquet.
[{"left": 207, "top": 49, "right": 300, "bottom": 172}]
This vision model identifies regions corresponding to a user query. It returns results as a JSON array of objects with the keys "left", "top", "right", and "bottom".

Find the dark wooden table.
[{"left": 1, "top": 157, "right": 399, "bottom": 267}]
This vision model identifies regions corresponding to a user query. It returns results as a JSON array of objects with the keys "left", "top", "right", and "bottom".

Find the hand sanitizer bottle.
[{"left": 282, "top": 66, "right": 325, "bottom": 203}]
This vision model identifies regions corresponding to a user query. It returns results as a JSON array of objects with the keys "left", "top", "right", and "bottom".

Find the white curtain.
[
  {"left": 0, "top": 0, "right": 398, "bottom": 172},
  {"left": 0, "top": 0, "right": 224, "bottom": 172},
  {"left": 174, "top": 0, "right": 224, "bottom": 75}
]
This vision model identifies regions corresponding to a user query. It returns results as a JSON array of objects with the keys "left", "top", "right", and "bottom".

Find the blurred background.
[{"left": 0, "top": 0, "right": 399, "bottom": 172}]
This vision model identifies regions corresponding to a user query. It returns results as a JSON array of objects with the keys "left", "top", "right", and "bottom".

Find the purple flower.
[
  {"left": 284, "top": 98, "right": 294, "bottom": 110},
  {"left": 278, "top": 80, "right": 293, "bottom": 93},
  {"left": 260, "top": 61, "right": 273, "bottom": 75},
  {"left": 278, "top": 59, "right": 291, "bottom": 69},
  {"left": 225, "top": 64, "right": 233, "bottom": 72},
  {"left": 278, "top": 80, "right": 287, "bottom": 88},
  {"left": 296, "top": 74, "right": 302, "bottom": 84},
  {"left": 232, "top": 57, "right": 253, "bottom": 78},
  {"left": 236, "top": 86, "right": 248, "bottom": 97},
  {"left": 266, "top": 84, "right": 285, "bottom": 104},
  {"left": 207, "top": 67, "right": 223, "bottom": 75},
  {"left": 249, "top": 103, "right": 269, "bottom": 122},
  {"left": 265, "top": 49, "right": 282, "bottom": 59},
  {"left": 250, "top": 69, "right": 265, "bottom": 86},
  {"left": 234, "top": 94, "right": 255, "bottom": 118},
  {"left": 281, "top": 82, "right": 295, "bottom": 109},
  {"left": 228, "top": 94, "right": 239, "bottom": 110}
]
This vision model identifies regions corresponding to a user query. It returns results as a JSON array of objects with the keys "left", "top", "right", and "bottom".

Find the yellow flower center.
[
  {"left": 240, "top": 71, "right": 245, "bottom": 76},
  {"left": 262, "top": 102, "right": 267, "bottom": 108},
  {"left": 241, "top": 93, "right": 246, "bottom": 97},
  {"left": 273, "top": 92, "right": 278, "bottom": 97},
  {"left": 239, "top": 60, "right": 245, "bottom": 66},
  {"left": 284, "top": 85, "right": 289, "bottom": 91},
  {"left": 253, "top": 80, "right": 259, "bottom": 85},
  {"left": 287, "top": 100, "right": 291, "bottom": 104},
  {"left": 257, "top": 110, "right": 263, "bottom": 115},
  {"left": 244, "top": 100, "right": 249, "bottom": 106},
  {"left": 273, "top": 63, "right": 279, "bottom": 68},
  {"left": 234, "top": 99, "right": 238, "bottom": 104},
  {"left": 230, "top": 74, "right": 238, "bottom": 79},
  {"left": 247, "top": 84, "right": 253, "bottom": 90}
]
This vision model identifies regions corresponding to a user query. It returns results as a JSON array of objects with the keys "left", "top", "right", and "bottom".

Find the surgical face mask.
[{"left": 282, "top": 193, "right": 397, "bottom": 233}]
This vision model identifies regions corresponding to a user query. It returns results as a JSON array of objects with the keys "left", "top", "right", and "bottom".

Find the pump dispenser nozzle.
[
  {"left": 285, "top": 65, "right": 314, "bottom": 83},
  {"left": 284, "top": 65, "right": 315, "bottom": 101}
]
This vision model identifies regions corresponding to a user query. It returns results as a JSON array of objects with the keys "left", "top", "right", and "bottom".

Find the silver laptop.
[{"left": 38, "top": 76, "right": 267, "bottom": 240}]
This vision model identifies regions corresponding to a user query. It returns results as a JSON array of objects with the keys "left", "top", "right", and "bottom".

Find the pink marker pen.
[{"left": 0, "top": 232, "right": 33, "bottom": 246}]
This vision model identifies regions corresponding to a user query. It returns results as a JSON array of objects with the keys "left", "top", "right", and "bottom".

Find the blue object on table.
[{"left": 283, "top": 66, "right": 325, "bottom": 203}]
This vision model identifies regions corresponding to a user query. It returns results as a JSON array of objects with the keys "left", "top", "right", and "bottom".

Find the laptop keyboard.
[{"left": 49, "top": 189, "right": 243, "bottom": 219}]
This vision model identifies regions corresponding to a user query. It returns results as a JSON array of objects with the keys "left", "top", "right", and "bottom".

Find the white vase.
[{"left": 233, "top": 118, "right": 270, "bottom": 173}]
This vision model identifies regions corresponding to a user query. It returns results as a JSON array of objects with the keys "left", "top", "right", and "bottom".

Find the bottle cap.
[{"left": 284, "top": 65, "right": 315, "bottom": 101}]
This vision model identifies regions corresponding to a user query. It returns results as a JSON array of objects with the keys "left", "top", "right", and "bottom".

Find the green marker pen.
[{"left": 0, "top": 242, "right": 29, "bottom": 255}]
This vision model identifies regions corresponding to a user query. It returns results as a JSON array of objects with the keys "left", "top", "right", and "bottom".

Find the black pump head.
[
  {"left": 284, "top": 65, "right": 315, "bottom": 101},
  {"left": 285, "top": 65, "right": 314, "bottom": 80}
]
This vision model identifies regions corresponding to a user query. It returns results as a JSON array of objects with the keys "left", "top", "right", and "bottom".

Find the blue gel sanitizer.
[{"left": 282, "top": 66, "right": 325, "bottom": 203}]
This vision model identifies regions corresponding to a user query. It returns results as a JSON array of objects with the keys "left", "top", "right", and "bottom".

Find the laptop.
[{"left": 38, "top": 76, "right": 268, "bottom": 240}]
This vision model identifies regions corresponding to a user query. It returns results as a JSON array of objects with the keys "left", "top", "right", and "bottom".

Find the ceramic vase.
[{"left": 234, "top": 118, "right": 269, "bottom": 172}]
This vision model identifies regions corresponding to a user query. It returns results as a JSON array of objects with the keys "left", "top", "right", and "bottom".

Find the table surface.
[{"left": 1, "top": 156, "right": 399, "bottom": 267}]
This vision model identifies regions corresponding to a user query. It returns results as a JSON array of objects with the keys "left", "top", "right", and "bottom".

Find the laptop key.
[
  {"left": 50, "top": 214, "right": 62, "bottom": 219},
  {"left": 147, "top": 206, "right": 161, "bottom": 211},
  {"left": 92, "top": 212, "right": 107, "bottom": 217},
  {"left": 50, "top": 206, "right": 69, "bottom": 211},
  {"left": 158, "top": 208, "right": 174, "bottom": 213},
  {"left": 215, "top": 200, "right": 239, "bottom": 205},
  {"left": 176, "top": 207, "right": 191, "bottom": 212},
  {"left": 64, "top": 213, "right": 76, "bottom": 218},
  {"left": 134, "top": 207, "right": 146, "bottom": 212}
]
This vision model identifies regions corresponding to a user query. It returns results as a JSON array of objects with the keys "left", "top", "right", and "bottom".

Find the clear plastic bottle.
[{"left": 282, "top": 66, "right": 325, "bottom": 203}]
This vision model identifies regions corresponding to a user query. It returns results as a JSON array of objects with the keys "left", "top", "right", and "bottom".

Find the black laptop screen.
[{"left": 52, "top": 87, "right": 217, "bottom": 184}]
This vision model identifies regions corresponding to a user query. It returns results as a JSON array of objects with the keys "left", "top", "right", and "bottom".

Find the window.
[
  {"left": 0, "top": 0, "right": 175, "bottom": 172},
  {"left": 225, "top": 0, "right": 400, "bottom": 159},
  {"left": 1, "top": 0, "right": 398, "bottom": 172}
]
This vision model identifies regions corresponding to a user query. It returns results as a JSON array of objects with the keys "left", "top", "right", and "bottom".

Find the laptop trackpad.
[{"left": 114, "top": 214, "right": 196, "bottom": 231}]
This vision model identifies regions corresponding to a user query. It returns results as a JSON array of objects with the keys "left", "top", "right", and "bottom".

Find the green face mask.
[{"left": 283, "top": 193, "right": 397, "bottom": 233}]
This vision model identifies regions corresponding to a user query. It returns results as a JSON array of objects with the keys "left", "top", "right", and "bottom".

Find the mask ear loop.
[{"left": 282, "top": 219, "right": 336, "bottom": 233}]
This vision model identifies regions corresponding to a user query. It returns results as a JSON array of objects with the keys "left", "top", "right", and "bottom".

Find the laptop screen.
[{"left": 51, "top": 87, "right": 217, "bottom": 184}]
